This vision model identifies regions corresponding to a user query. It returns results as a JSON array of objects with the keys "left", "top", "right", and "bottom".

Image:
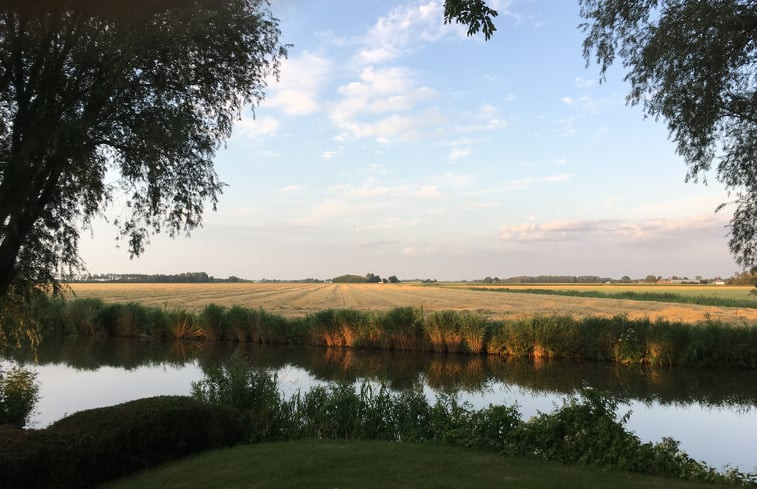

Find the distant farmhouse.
[{"left": 656, "top": 278, "right": 701, "bottom": 285}]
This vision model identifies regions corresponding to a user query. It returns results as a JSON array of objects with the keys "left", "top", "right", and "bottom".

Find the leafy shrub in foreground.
[
  {"left": 0, "top": 396, "right": 246, "bottom": 489},
  {"left": 189, "top": 364, "right": 757, "bottom": 486},
  {"left": 0, "top": 366, "right": 39, "bottom": 427}
]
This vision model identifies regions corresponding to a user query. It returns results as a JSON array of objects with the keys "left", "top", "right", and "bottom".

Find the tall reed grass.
[{"left": 27, "top": 296, "right": 757, "bottom": 369}]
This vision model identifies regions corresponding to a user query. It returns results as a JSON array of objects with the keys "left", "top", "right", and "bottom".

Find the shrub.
[
  {"left": 0, "top": 396, "right": 245, "bottom": 489},
  {"left": 191, "top": 353, "right": 283, "bottom": 441},
  {"left": 0, "top": 428, "right": 80, "bottom": 489},
  {"left": 0, "top": 366, "right": 39, "bottom": 427},
  {"left": 51, "top": 396, "right": 244, "bottom": 487},
  {"left": 512, "top": 389, "right": 643, "bottom": 469}
]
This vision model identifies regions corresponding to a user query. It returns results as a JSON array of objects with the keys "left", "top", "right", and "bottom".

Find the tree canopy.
[
  {"left": 579, "top": 0, "right": 757, "bottom": 269},
  {"left": 0, "top": 0, "right": 286, "bottom": 300}
]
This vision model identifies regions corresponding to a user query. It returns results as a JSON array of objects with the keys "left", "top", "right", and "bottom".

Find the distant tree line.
[
  {"left": 331, "top": 273, "right": 400, "bottom": 284},
  {"left": 257, "top": 278, "right": 325, "bottom": 284},
  {"left": 71, "top": 272, "right": 240, "bottom": 283},
  {"left": 475, "top": 275, "right": 613, "bottom": 284},
  {"left": 729, "top": 270, "right": 757, "bottom": 286}
]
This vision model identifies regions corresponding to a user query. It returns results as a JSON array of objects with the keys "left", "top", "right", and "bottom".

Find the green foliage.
[
  {"left": 224, "top": 305, "right": 253, "bottom": 342},
  {"left": 0, "top": 0, "right": 287, "bottom": 319},
  {"left": 0, "top": 366, "right": 39, "bottom": 427},
  {"left": 365, "top": 273, "right": 382, "bottom": 283},
  {"left": 199, "top": 304, "right": 227, "bottom": 341},
  {"left": 191, "top": 353, "right": 282, "bottom": 441},
  {"left": 514, "top": 389, "right": 643, "bottom": 469},
  {"left": 376, "top": 306, "right": 427, "bottom": 351},
  {"left": 443, "top": 0, "right": 499, "bottom": 40},
  {"left": 331, "top": 274, "right": 368, "bottom": 283},
  {"left": 423, "top": 310, "right": 488, "bottom": 353},
  {"left": 189, "top": 364, "right": 756, "bottom": 486},
  {"left": 22, "top": 298, "right": 757, "bottom": 368},
  {"left": 467, "top": 286, "right": 757, "bottom": 309},
  {"left": 0, "top": 396, "right": 246, "bottom": 489},
  {"left": 580, "top": 0, "right": 757, "bottom": 268}
]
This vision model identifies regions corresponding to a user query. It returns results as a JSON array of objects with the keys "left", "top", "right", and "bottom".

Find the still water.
[{"left": 3, "top": 337, "right": 757, "bottom": 471}]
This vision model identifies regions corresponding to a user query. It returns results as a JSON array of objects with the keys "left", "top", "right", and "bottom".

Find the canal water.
[{"left": 2, "top": 337, "right": 756, "bottom": 471}]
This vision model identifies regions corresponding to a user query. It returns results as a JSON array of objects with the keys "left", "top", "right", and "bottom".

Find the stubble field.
[{"left": 66, "top": 282, "right": 757, "bottom": 325}]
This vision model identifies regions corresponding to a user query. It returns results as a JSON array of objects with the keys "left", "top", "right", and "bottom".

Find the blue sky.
[{"left": 79, "top": 0, "right": 739, "bottom": 281}]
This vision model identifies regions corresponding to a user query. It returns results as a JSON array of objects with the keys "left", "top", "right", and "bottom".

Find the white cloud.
[
  {"left": 543, "top": 174, "right": 573, "bottom": 183},
  {"left": 465, "top": 201, "right": 499, "bottom": 211},
  {"left": 265, "top": 52, "right": 331, "bottom": 115},
  {"left": 355, "top": 217, "right": 420, "bottom": 231},
  {"left": 500, "top": 214, "right": 728, "bottom": 243},
  {"left": 401, "top": 246, "right": 439, "bottom": 257},
  {"left": 434, "top": 172, "right": 474, "bottom": 189},
  {"left": 328, "top": 67, "right": 440, "bottom": 141},
  {"left": 449, "top": 147, "right": 471, "bottom": 160},
  {"left": 234, "top": 116, "right": 280, "bottom": 138},
  {"left": 322, "top": 150, "right": 339, "bottom": 160},
  {"left": 279, "top": 185, "right": 302, "bottom": 193},
  {"left": 353, "top": 1, "right": 454, "bottom": 66},
  {"left": 558, "top": 118, "right": 576, "bottom": 137},
  {"left": 328, "top": 181, "right": 442, "bottom": 200},
  {"left": 452, "top": 104, "right": 511, "bottom": 134},
  {"left": 575, "top": 76, "right": 596, "bottom": 88}
]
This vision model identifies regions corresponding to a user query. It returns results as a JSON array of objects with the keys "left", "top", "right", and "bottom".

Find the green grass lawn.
[{"left": 100, "top": 440, "right": 735, "bottom": 489}]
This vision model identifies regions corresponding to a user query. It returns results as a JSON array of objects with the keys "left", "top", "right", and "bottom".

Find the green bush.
[
  {"left": 0, "top": 366, "right": 39, "bottom": 427},
  {"left": 0, "top": 428, "right": 82, "bottom": 489},
  {"left": 0, "top": 396, "right": 245, "bottom": 489},
  {"left": 191, "top": 353, "right": 282, "bottom": 441},
  {"left": 188, "top": 362, "right": 757, "bottom": 486}
]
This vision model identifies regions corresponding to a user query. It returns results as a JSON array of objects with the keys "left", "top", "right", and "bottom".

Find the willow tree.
[
  {"left": 579, "top": 0, "right": 757, "bottom": 270},
  {"left": 0, "top": 0, "right": 501, "bottom": 346},
  {"left": 0, "top": 0, "right": 285, "bottom": 344}
]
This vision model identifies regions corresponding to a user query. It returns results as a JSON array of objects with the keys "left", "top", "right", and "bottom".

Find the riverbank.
[{"left": 30, "top": 297, "right": 757, "bottom": 368}]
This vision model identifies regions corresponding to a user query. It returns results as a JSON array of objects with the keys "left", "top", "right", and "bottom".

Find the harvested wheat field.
[{"left": 66, "top": 282, "right": 757, "bottom": 325}]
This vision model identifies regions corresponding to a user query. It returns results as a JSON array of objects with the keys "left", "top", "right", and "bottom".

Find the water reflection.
[
  {"left": 5, "top": 336, "right": 757, "bottom": 410},
  {"left": 3, "top": 337, "right": 757, "bottom": 470}
]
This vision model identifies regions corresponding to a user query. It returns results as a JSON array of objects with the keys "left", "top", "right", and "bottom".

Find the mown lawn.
[{"left": 100, "top": 440, "right": 735, "bottom": 489}]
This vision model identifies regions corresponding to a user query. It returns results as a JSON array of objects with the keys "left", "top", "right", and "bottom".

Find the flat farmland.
[
  {"left": 66, "top": 283, "right": 757, "bottom": 325},
  {"left": 451, "top": 283, "right": 757, "bottom": 301}
]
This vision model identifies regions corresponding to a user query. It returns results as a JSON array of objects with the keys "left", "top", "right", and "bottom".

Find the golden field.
[{"left": 65, "top": 282, "right": 757, "bottom": 325}]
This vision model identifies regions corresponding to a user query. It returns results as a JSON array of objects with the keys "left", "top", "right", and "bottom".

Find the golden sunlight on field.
[{"left": 66, "top": 283, "right": 757, "bottom": 325}]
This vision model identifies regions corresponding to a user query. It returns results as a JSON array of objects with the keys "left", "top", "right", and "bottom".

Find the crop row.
[{"left": 462, "top": 286, "right": 757, "bottom": 309}]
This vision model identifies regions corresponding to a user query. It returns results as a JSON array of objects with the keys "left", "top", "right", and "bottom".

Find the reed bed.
[{"left": 27, "top": 297, "right": 757, "bottom": 369}]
